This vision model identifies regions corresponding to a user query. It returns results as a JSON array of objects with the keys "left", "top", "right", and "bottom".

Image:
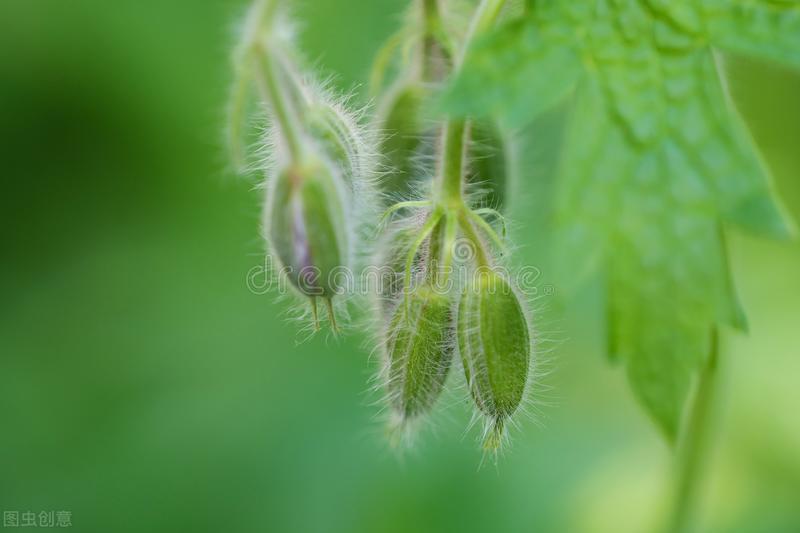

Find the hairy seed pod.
[
  {"left": 375, "top": 226, "right": 416, "bottom": 318},
  {"left": 305, "top": 103, "right": 364, "bottom": 189},
  {"left": 458, "top": 271, "right": 531, "bottom": 448},
  {"left": 385, "top": 286, "right": 455, "bottom": 422},
  {"left": 267, "top": 159, "right": 349, "bottom": 298},
  {"left": 376, "top": 83, "right": 427, "bottom": 196},
  {"left": 469, "top": 120, "right": 510, "bottom": 210}
]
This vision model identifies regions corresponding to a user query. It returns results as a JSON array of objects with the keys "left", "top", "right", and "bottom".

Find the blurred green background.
[{"left": 1, "top": 1, "right": 799, "bottom": 532}]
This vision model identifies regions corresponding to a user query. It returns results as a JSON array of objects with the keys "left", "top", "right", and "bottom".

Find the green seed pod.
[
  {"left": 384, "top": 286, "right": 455, "bottom": 423},
  {"left": 469, "top": 120, "right": 510, "bottom": 210},
  {"left": 267, "top": 159, "right": 349, "bottom": 298},
  {"left": 376, "top": 83, "right": 428, "bottom": 196},
  {"left": 375, "top": 225, "right": 416, "bottom": 319},
  {"left": 305, "top": 103, "right": 364, "bottom": 189},
  {"left": 458, "top": 271, "right": 531, "bottom": 449}
]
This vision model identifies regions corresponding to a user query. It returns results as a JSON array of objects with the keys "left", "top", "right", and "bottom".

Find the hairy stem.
[
  {"left": 241, "top": 0, "right": 279, "bottom": 48},
  {"left": 437, "top": 119, "right": 468, "bottom": 203},
  {"left": 422, "top": 0, "right": 439, "bottom": 18},
  {"left": 460, "top": 0, "right": 507, "bottom": 64},
  {"left": 254, "top": 47, "right": 304, "bottom": 162},
  {"left": 404, "top": 209, "right": 444, "bottom": 298},
  {"left": 458, "top": 211, "right": 490, "bottom": 268},
  {"left": 435, "top": 0, "right": 507, "bottom": 204},
  {"left": 420, "top": 0, "right": 447, "bottom": 82},
  {"left": 668, "top": 329, "right": 720, "bottom": 533},
  {"left": 437, "top": 214, "right": 459, "bottom": 283}
]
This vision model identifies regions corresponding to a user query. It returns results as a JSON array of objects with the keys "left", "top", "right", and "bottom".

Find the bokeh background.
[{"left": 1, "top": 1, "right": 798, "bottom": 532}]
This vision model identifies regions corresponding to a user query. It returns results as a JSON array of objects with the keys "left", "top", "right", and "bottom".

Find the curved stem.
[
  {"left": 241, "top": 0, "right": 280, "bottom": 49},
  {"left": 232, "top": 0, "right": 294, "bottom": 167},
  {"left": 403, "top": 209, "right": 444, "bottom": 304},
  {"left": 473, "top": 207, "right": 507, "bottom": 237},
  {"left": 668, "top": 329, "right": 720, "bottom": 533},
  {"left": 253, "top": 46, "right": 304, "bottom": 162},
  {"left": 458, "top": 211, "right": 490, "bottom": 268},
  {"left": 467, "top": 209, "right": 507, "bottom": 253},
  {"left": 438, "top": 213, "right": 459, "bottom": 282},
  {"left": 379, "top": 200, "right": 432, "bottom": 226},
  {"left": 420, "top": 0, "right": 451, "bottom": 82},
  {"left": 459, "top": 0, "right": 507, "bottom": 66},
  {"left": 369, "top": 28, "right": 406, "bottom": 94}
]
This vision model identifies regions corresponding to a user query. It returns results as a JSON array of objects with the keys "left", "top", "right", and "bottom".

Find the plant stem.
[
  {"left": 460, "top": 0, "right": 507, "bottom": 65},
  {"left": 254, "top": 47, "right": 304, "bottom": 162},
  {"left": 420, "top": 0, "right": 448, "bottom": 82},
  {"left": 458, "top": 210, "right": 490, "bottom": 268},
  {"left": 434, "top": 0, "right": 507, "bottom": 204},
  {"left": 243, "top": 0, "right": 304, "bottom": 162},
  {"left": 241, "top": 0, "right": 279, "bottom": 49},
  {"left": 668, "top": 328, "right": 720, "bottom": 533},
  {"left": 422, "top": 0, "right": 439, "bottom": 18},
  {"left": 437, "top": 119, "right": 468, "bottom": 203}
]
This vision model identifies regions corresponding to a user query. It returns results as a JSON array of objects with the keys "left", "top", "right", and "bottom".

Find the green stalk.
[
  {"left": 421, "top": 0, "right": 446, "bottom": 82},
  {"left": 438, "top": 119, "right": 468, "bottom": 203},
  {"left": 458, "top": 210, "right": 490, "bottom": 268},
  {"left": 243, "top": 0, "right": 304, "bottom": 162},
  {"left": 460, "top": 0, "right": 506, "bottom": 64},
  {"left": 435, "top": 0, "right": 508, "bottom": 204},
  {"left": 429, "top": 0, "right": 507, "bottom": 265},
  {"left": 422, "top": 0, "right": 440, "bottom": 18},
  {"left": 230, "top": 0, "right": 287, "bottom": 168},
  {"left": 253, "top": 48, "right": 304, "bottom": 162},
  {"left": 668, "top": 329, "right": 720, "bottom": 533}
]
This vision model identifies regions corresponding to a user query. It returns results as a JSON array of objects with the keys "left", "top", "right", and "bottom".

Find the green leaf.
[
  {"left": 709, "top": 0, "right": 800, "bottom": 69},
  {"left": 443, "top": 15, "right": 581, "bottom": 127},
  {"left": 447, "top": 0, "right": 798, "bottom": 440}
]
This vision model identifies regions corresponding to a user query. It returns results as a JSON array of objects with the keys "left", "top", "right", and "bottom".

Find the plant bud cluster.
[{"left": 230, "top": 0, "right": 536, "bottom": 454}]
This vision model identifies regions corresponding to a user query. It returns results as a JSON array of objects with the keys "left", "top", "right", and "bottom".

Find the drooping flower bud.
[
  {"left": 384, "top": 285, "right": 455, "bottom": 426},
  {"left": 266, "top": 158, "right": 349, "bottom": 300},
  {"left": 457, "top": 271, "right": 532, "bottom": 449},
  {"left": 375, "top": 224, "right": 417, "bottom": 318},
  {"left": 305, "top": 102, "right": 366, "bottom": 190}
]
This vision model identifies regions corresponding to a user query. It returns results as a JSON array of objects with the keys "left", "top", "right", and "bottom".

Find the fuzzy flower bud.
[
  {"left": 457, "top": 271, "right": 532, "bottom": 449},
  {"left": 305, "top": 102, "right": 365, "bottom": 190},
  {"left": 266, "top": 158, "right": 349, "bottom": 299},
  {"left": 384, "top": 286, "right": 455, "bottom": 426}
]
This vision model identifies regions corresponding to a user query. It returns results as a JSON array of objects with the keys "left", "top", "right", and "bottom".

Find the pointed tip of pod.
[
  {"left": 324, "top": 297, "right": 339, "bottom": 334},
  {"left": 385, "top": 410, "right": 416, "bottom": 450},
  {"left": 306, "top": 296, "right": 341, "bottom": 334},
  {"left": 481, "top": 418, "right": 505, "bottom": 452},
  {"left": 310, "top": 297, "right": 321, "bottom": 332}
]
